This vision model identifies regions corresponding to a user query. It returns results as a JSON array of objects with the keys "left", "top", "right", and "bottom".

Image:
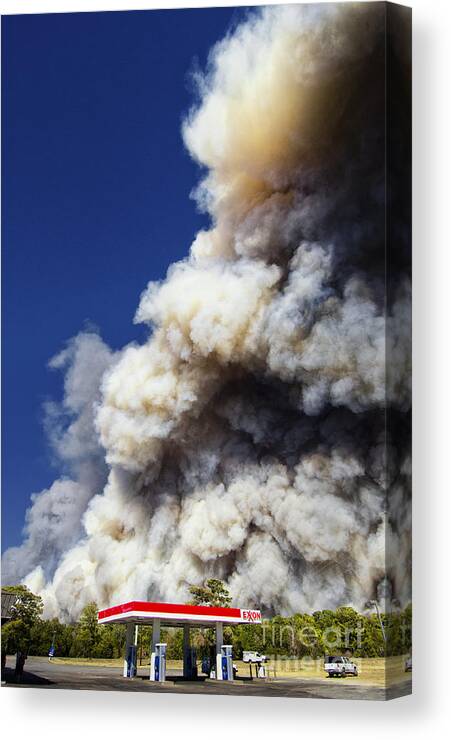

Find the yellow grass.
[
  {"left": 51, "top": 656, "right": 124, "bottom": 668},
  {"left": 245, "top": 655, "right": 410, "bottom": 687},
  {"left": 49, "top": 655, "right": 410, "bottom": 687}
]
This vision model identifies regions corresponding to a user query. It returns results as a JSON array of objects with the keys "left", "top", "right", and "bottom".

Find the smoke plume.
[
  {"left": 2, "top": 332, "right": 115, "bottom": 585},
  {"left": 3, "top": 3, "right": 411, "bottom": 620}
]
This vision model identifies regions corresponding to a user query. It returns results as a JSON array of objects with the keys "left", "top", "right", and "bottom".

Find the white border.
[{"left": 1, "top": 1, "right": 451, "bottom": 738}]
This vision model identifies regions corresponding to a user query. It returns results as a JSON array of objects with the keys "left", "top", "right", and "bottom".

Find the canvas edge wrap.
[{"left": 385, "top": 0, "right": 412, "bottom": 700}]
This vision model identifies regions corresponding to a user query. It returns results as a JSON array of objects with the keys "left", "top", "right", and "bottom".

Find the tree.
[
  {"left": 385, "top": 605, "right": 412, "bottom": 657},
  {"left": 93, "top": 623, "right": 125, "bottom": 659},
  {"left": 293, "top": 614, "right": 322, "bottom": 658},
  {"left": 163, "top": 628, "right": 184, "bottom": 660},
  {"left": 28, "top": 617, "right": 71, "bottom": 657},
  {"left": 77, "top": 602, "right": 100, "bottom": 658},
  {"left": 188, "top": 580, "right": 232, "bottom": 657},
  {"left": 359, "top": 614, "right": 385, "bottom": 657},
  {"left": 1, "top": 585, "right": 44, "bottom": 661},
  {"left": 189, "top": 579, "right": 232, "bottom": 608}
]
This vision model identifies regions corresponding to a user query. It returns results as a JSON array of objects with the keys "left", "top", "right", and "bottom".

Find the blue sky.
[{"left": 2, "top": 6, "right": 248, "bottom": 552}]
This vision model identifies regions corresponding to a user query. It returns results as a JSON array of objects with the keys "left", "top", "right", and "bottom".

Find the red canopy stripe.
[{"left": 98, "top": 600, "right": 243, "bottom": 622}]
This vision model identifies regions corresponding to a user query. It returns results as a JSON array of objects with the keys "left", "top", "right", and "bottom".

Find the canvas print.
[{"left": 1, "top": 2, "right": 412, "bottom": 700}]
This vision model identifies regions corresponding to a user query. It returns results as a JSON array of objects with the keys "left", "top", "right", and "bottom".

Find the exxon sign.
[{"left": 240, "top": 609, "right": 262, "bottom": 623}]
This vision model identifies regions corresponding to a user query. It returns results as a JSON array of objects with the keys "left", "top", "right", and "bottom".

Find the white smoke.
[
  {"left": 2, "top": 332, "right": 115, "bottom": 585},
  {"left": 3, "top": 3, "right": 411, "bottom": 620}
]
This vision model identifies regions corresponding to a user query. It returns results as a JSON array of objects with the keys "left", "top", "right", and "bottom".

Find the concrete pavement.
[{"left": 1, "top": 656, "right": 412, "bottom": 701}]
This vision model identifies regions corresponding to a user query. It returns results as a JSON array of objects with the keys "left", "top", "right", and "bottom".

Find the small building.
[{"left": 1, "top": 590, "right": 19, "bottom": 626}]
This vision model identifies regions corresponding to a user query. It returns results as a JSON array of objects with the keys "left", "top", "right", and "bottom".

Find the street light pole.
[{"left": 48, "top": 630, "right": 56, "bottom": 661}]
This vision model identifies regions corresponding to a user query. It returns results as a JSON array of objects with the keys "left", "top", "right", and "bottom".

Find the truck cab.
[{"left": 243, "top": 651, "right": 267, "bottom": 664}]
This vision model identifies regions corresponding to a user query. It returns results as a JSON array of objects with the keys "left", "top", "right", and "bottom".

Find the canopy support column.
[
  {"left": 215, "top": 621, "right": 223, "bottom": 680},
  {"left": 123, "top": 622, "right": 137, "bottom": 678},
  {"left": 150, "top": 618, "right": 161, "bottom": 679},
  {"left": 183, "top": 624, "right": 190, "bottom": 678}
]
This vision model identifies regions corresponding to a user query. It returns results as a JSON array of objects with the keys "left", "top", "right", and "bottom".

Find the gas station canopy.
[
  {"left": 98, "top": 600, "right": 262, "bottom": 628},
  {"left": 97, "top": 600, "right": 262, "bottom": 683}
]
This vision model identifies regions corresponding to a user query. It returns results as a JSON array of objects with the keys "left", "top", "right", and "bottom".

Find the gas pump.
[
  {"left": 126, "top": 644, "right": 137, "bottom": 678},
  {"left": 220, "top": 645, "right": 234, "bottom": 681},
  {"left": 150, "top": 642, "right": 167, "bottom": 682},
  {"left": 258, "top": 663, "right": 267, "bottom": 678}
]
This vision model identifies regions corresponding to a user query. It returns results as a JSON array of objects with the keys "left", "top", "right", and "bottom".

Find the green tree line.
[{"left": 2, "top": 582, "right": 411, "bottom": 662}]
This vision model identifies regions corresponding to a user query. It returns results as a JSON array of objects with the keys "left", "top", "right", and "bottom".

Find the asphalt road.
[{"left": 1, "top": 656, "right": 411, "bottom": 701}]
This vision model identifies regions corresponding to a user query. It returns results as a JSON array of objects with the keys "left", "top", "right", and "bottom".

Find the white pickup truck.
[
  {"left": 243, "top": 651, "right": 267, "bottom": 664},
  {"left": 324, "top": 656, "right": 358, "bottom": 677}
]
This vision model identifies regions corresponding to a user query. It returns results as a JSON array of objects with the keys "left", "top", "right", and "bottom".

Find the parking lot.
[{"left": 2, "top": 656, "right": 411, "bottom": 701}]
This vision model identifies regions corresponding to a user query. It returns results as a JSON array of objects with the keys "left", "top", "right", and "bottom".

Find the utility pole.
[{"left": 365, "top": 600, "right": 386, "bottom": 643}]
